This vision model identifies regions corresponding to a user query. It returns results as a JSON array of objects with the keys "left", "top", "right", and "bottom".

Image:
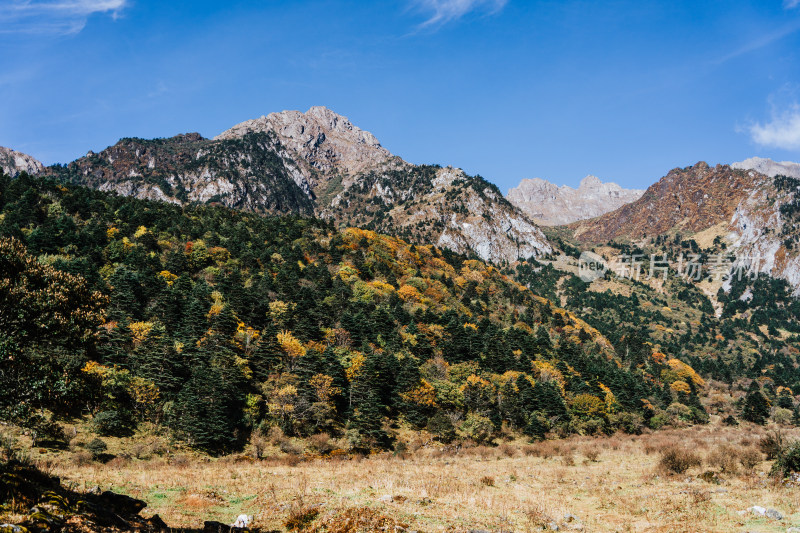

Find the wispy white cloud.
[
  {"left": 715, "top": 20, "right": 800, "bottom": 64},
  {"left": 412, "top": 0, "right": 508, "bottom": 28},
  {"left": 785, "top": 0, "right": 800, "bottom": 9},
  {"left": 750, "top": 103, "right": 800, "bottom": 151},
  {"left": 0, "top": 0, "right": 128, "bottom": 36}
]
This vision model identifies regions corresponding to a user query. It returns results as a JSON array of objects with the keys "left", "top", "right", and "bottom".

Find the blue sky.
[{"left": 1, "top": 0, "right": 800, "bottom": 191}]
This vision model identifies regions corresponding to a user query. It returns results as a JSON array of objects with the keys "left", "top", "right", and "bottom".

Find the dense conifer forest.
[{"left": 0, "top": 173, "right": 727, "bottom": 453}]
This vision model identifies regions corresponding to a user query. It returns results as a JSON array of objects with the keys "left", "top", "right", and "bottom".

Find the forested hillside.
[{"left": 0, "top": 173, "right": 702, "bottom": 453}]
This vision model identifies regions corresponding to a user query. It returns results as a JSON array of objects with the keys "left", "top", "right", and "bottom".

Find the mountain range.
[
  {"left": 507, "top": 175, "right": 644, "bottom": 226},
  {"left": 4, "top": 106, "right": 800, "bottom": 294}
]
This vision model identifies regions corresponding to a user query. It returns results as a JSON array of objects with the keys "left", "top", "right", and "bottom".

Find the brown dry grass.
[{"left": 29, "top": 423, "right": 800, "bottom": 532}]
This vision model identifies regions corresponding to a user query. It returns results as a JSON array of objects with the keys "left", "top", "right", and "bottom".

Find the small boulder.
[
  {"left": 231, "top": 514, "right": 251, "bottom": 528},
  {"left": 766, "top": 509, "right": 783, "bottom": 520}
]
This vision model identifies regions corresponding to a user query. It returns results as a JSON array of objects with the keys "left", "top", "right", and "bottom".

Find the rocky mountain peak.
[
  {"left": 507, "top": 174, "right": 644, "bottom": 226},
  {"left": 579, "top": 174, "right": 603, "bottom": 188},
  {"left": 0, "top": 146, "right": 44, "bottom": 178},
  {"left": 215, "top": 107, "right": 397, "bottom": 189},
  {"left": 732, "top": 156, "right": 800, "bottom": 179},
  {"left": 570, "top": 162, "right": 770, "bottom": 243}
]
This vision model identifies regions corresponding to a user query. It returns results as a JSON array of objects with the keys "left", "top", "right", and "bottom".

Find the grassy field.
[{"left": 12, "top": 422, "right": 800, "bottom": 532}]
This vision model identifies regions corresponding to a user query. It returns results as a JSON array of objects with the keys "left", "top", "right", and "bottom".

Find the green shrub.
[
  {"left": 460, "top": 413, "right": 494, "bottom": 444},
  {"left": 426, "top": 412, "right": 456, "bottom": 443},
  {"left": 771, "top": 440, "right": 800, "bottom": 478},
  {"left": 611, "top": 411, "right": 644, "bottom": 434},
  {"left": 524, "top": 413, "right": 547, "bottom": 442},
  {"left": 85, "top": 438, "right": 108, "bottom": 459},
  {"left": 92, "top": 410, "right": 134, "bottom": 437}
]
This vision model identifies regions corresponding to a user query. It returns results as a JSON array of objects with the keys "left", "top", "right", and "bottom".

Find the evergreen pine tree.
[{"left": 742, "top": 382, "right": 771, "bottom": 425}]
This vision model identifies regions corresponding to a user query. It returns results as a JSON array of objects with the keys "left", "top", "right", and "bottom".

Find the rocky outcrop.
[
  {"left": 0, "top": 147, "right": 44, "bottom": 178},
  {"left": 507, "top": 175, "right": 643, "bottom": 225},
  {"left": 732, "top": 157, "right": 800, "bottom": 179},
  {"left": 726, "top": 168, "right": 800, "bottom": 294}
]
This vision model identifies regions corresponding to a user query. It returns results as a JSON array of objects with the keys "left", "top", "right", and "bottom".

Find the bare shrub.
[
  {"left": 131, "top": 442, "right": 151, "bottom": 460},
  {"left": 499, "top": 443, "right": 517, "bottom": 457},
  {"left": 169, "top": 454, "right": 190, "bottom": 468},
  {"left": 538, "top": 441, "right": 558, "bottom": 460},
  {"left": 303, "top": 507, "right": 399, "bottom": 532},
  {"left": 284, "top": 505, "right": 320, "bottom": 531},
  {"left": 107, "top": 455, "right": 131, "bottom": 469},
  {"left": 309, "top": 433, "right": 334, "bottom": 455},
  {"left": 249, "top": 430, "right": 269, "bottom": 459},
  {"left": 759, "top": 430, "right": 785, "bottom": 460},
  {"left": 469, "top": 445, "right": 495, "bottom": 459},
  {"left": 739, "top": 447, "right": 762, "bottom": 471},
  {"left": 72, "top": 451, "right": 92, "bottom": 466},
  {"left": 480, "top": 475, "right": 495, "bottom": 487},
  {"left": 658, "top": 446, "right": 702, "bottom": 474},
  {"left": 525, "top": 503, "right": 554, "bottom": 529},
  {"left": 706, "top": 445, "right": 739, "bottom": 474},
  {"left": 268, "top": 426, "right": 286, "bottom": 446},
  {"left": 561, "top": 452, "right": 575, "bottom": 466},
  {"left": 521, "top": 444, "right": 540, "bottom": 457},
  {"left": 583, "top": 446, "right": 600, "bottom": 462},
  {"left": 280, "top": 440, "right": 303, "bottom": 455},
  {"left": 149, "top": 439, "right": 168, "bottom": 456}
]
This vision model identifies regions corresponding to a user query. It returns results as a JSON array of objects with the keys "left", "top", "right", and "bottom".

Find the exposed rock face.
[
  {"left": 732, "top": 157, "right": 800, "bottom": 179},
  {"left": 51, "top": 107, "right": 551, "bottom": 263},
  {"left": 568, "top": 160, "right": 800, "bottom": 294},
  {"left": 570, "top": 162, "right": 763, "bottom": 243},
  {"left": 0, "top": 146, "right": 44, "bottom": 177},
  {"left": 507, "top": 175, "right": 644, "bottom": 225},
  {"left": 727, "top": 168, "right": 800, "bottom": 294}
]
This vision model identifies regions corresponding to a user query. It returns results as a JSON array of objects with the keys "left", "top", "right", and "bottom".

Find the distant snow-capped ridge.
[{"left": 506, "top": 174, "right": 644, "bottom": 226}]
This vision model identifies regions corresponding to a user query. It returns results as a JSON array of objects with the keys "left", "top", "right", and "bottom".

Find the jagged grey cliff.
[
  {"left": 506, "top": 174, "right": 644, "bottom": 226},
  {"left": 0, "top": 146, "right": 44, "bottom": 178}
]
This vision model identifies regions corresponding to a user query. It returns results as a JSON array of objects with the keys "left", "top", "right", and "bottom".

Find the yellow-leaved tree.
[{"left": 277, "top": 330, "right": 306, "bottom": 370}]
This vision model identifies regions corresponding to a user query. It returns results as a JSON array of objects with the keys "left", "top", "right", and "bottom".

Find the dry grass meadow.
[{"left": 12, "top": 422, "right": 800, "bottom": 532}]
